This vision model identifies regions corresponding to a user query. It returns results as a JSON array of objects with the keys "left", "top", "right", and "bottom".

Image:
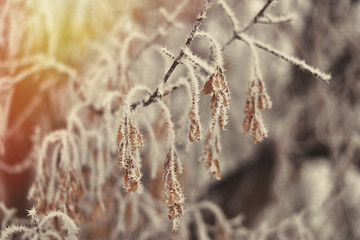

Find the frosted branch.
[
  {"left": 183, "top": 47, "right": 214, "bottom": 73},
  {"left": 236, "top": 34, "right": 331, "bottom": 82},
  {"left": 217, "top": 0, "right": 240, "bottom": 32},
  {"left": 237, "top": 0, "right": 277, "bottom": 33},
  {"left": 258, "top": 13, "right": 296, "bottom": 24},
  {"left": 0, "top": 225, "right": 30, "bottom": 240}
]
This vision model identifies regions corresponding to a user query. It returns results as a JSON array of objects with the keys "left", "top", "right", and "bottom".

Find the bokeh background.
[{"left": 1, "top": 0, "right": 360, "bottom": 239}]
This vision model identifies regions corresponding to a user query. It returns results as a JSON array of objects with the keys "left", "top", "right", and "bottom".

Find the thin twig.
[
  {"left": 257, "top": 13, "right": 295, "bottom": 24},
  {"left": 163, "top": 0, "right": 212, "bottom": 85},
  {"left": 130, "top": 0, "right": 212, "bottom": 111},
  {"left": 237, "top": 0, "right": 276, "bottom": 33},
  {"left": 126, "top": 0, "right": 189, "bottom": 72},
  {"left": 221, "top": 0, "right": 276, "bottom": 49},
  {"left": 235, "top": 33, "right": 331, "bottom": 82},
  {"left": 107, "top": 0, "right": 329, "bottom": 114}
]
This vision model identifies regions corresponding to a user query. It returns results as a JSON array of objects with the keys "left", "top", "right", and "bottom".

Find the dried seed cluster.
[
  {"left": 196, "top": 66, "right": 230, "bottom": 180},
  {"left": 117, "top": 116, "right": 144, "bottom": 192},
  {"left": 30, "top": 169, "right": 84, "bottom": 222},
  {"left": 189, "top": 96, "right": 201, "bottom": 142},
  {"left": 203, "top": 66, "right": 230, "bottom": 130},
  {"left": 199, "top": 131, "right": 222, "bottom": 180},
  {"left": 163, "top": 148, "right": 185, "bottom": 230},
  {"left": 242, "top": 78, "right": 272, "bottom": 143}
]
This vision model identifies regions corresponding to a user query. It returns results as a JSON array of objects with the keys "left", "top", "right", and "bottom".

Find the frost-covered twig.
[
  {"left": 217, "top": 0, "right": 240, "bottom": 32},
  {"left": 0, "top": 155, "right": 34, "bottom": 174},
  {"left": 183, "top": 60, "right": 203, "bottom": 142},
  {"left": 240, "top": 35, "right": 272, "bottom": 143},
  {"left": 237, "top": 0, "right": 277, "bottom": 33},
  {"left": 156, "top": 100, "right": 185, "bottom": 230},
  {"left": 236, "top": 34, "right": 331, "bottom": 82},
  {"left": 218, "top": 0, "right": 331, "bottom": 82},
  {"left": 258, "top": 13, "right": 296, "bottom": 24},
  {"left": 0, "top": 225, "right": 30, "bottom": 240},
  {"left": 131, "top": 0, "right": 213, "bottom": 111},
  {"left": 126, "top": 0, "right": 189, "bottom": 72},
  {"left": 163, "top": 0, "right": 212, "bottom": 84},
  {"left": 0, "top": 208, "right": 78, "bottom": 240},
  {"left": 195, "top": 30, "right": 224, "bottom": 67},
  {"left": 117, "top": 85, "right": 151, "bottom": 192},
  {"left": 183, "top": 46, "right": 214, "bottom": 74},
  {"left": 1, "top": 56, "right": 77, "bottom": 86},
  {"left": 0, "top": 202, "right": 16, "bottom": 230}
]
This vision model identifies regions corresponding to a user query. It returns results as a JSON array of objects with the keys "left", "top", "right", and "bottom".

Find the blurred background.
[{"left": 1, "top": 0, "right": 360, "bottom": 239}]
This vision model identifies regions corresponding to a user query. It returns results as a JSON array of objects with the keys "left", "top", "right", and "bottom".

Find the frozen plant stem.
[
  {"left": 238, "top": 0, "right": 276, "bottom": 33},
  {"left": 129, "top": 0, "right": 330, "bottom": 115},
  {"left": 131, "top": 0, "right": 212, "bottom": 111},
  {"left": 219, "top": 0, "right": 331, "bottom": 82},
  {"left": 235, "top": 34, "right": 331, "bottom": 82},
  {"left": 222, "top": 0, "right": 276, "bottom": 49}
]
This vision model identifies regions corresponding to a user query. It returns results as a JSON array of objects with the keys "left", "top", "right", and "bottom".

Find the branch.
[
  {"left": 163, "top": 0, "right": 212, "bottom": 85},
  {"left": 257, "top": 13, "right": 296, "bottom": 24},
  {"left": 221, "top": 0, "right": 276, "bottom": 49},
  {"left": 131, "top": 0, "right": 212, "bottom": 111},
  {"left": 237, "top": 0, "right": 276, "bottom": 33},
  {"left": 126, "top": 0, "right": 189, "bottom": 72},
  {"left": 235, "top": 33, "right": 331, "bottom": 82}
]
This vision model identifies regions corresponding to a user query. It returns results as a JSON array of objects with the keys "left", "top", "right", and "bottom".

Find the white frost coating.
[
  {"left": 0, "top": 225, "right": 30, "bottom": 240},
  {"left": 6, "top": 95, "right": 42, "bottom": 138},
  {"left": 195, "top": 30, "right": 224, "bottom": 67},
  {"left": 241, "top": 34, "right": 262, "bottom": 80},
  {"left": 90, "top": 42, "right": 117, "bottom": 85},
  {"left": 124, "top": 84, "right": 152, "bottom": 111},
  {"left": 6, "top": 57, "right": 77, "bottom": 85},
  {"left": 156, "top": 100, "right": 176, "bottom": 150},
  {"left": 157, "top": 99, "right": 183, "bottom": 177},
  {"left": 183, "top": 59, "right": 203, "bottom": 140},
  {"left": 67, "top": 105, "right": 88, "bottom": 165},
  {"left": 90, "top": 131, "right": 106, "bottom": 214},
  {"left": 119, "top": 32, "right": 149, "bottom": 86},
  {"left": 189, "top": 201, "right": 232, "bottom": 235},
  {"left": 194, "top": 210, "right": 211, "bottom": 240},
  {"left": 258, "top": 13, "right": 296, "bottom": 24},
  {"left": 60, "top": 133, "right": 71, "bottom": 170},
  {"left": 67, "top": 133, "right": 81, "bottom": 170},
  {"left": 159, "top": 7, "right": 184, "bottom": 30},
  {"left": 140, "top": 116, "right": 161, "bottom": 179},
  {"left": 103, "top": 90, "right": 123, "bottom": 150},
  {"left": 240, "top": 34, "right": 331, "bottom": 82},
  {"left": 217, "top": 0, "right": 240, "bottom": 32},
  {"left": 184, "top": 61, "right": 201, "bottom": 108},
  {"left": 44, "top": 230, "right": 62, "bottom": 240},
  {"left": 0, "top": 156, "right": 34, "bottom": 174},
  {"left": 36, "top": 130, "right": 68, "bottom": 176},
  {"left": 39, "top": 211, "right": 79, "bottom": 240},
  {"left": 182, "top": 46, "right": 214, "bottom": 73},
  {"left": 0, "top": 202, "right": 16, "bottom": 230},
  {"left": 160, "top": 0, "right": 189, "bottom": 24},
  {"left": 46, "top": 144, "right": 61, "bottom": 203},
  {"left": 161, "top": 46, "right": 176, "bottom": 60}
]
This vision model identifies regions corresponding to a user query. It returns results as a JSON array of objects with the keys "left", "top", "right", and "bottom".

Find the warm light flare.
[{"left": 1, "top": 0, "right": 144, "bottom": 65}]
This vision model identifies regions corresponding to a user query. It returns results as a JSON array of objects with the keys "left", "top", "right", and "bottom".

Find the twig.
[
  {"left": 163, "top": 0, "right": 212, "bottom": 85},
  {"left": 105, "top": 0, "right": 330, "bottom": 114},
  {"left": 126, "top": 0, "right": 189, "bottom": 72},
  {"left": 235, "top": 33, "right": 331, "bottom": 82},
  {"left": 257, "top": 13, "right": 295, "bottom": 24},
  {"left": 221, "top": 0, "right": 276, "bottom": 49},
  {"left": 237, "top": 0, "right": 276, "bottom": 33},
  {"left": 130, "top": 0, "right": 212, "bottom": 111}
]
